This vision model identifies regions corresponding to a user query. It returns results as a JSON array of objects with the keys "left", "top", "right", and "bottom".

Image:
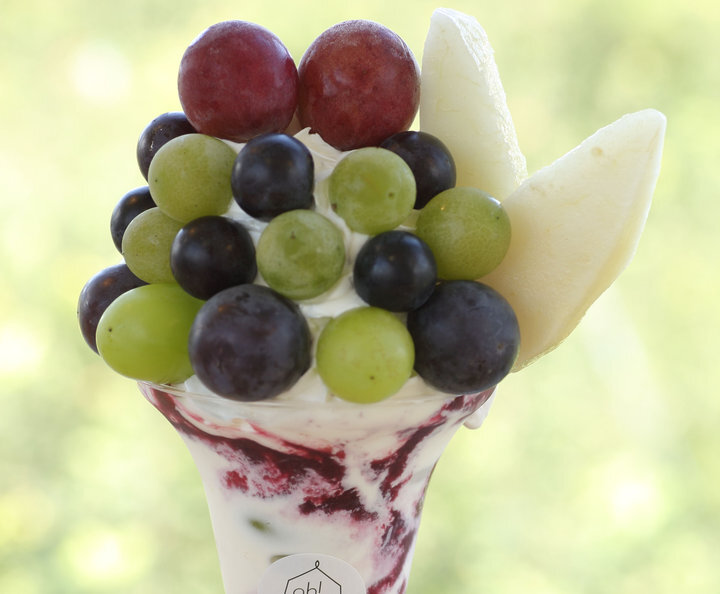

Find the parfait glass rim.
[{"left": 138, "top": 380, "right": 494, "bottom": 411}]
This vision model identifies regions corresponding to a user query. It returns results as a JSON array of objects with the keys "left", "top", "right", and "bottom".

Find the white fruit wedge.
[
  {"left": 420, "top": 8, "right": 527, "bottom": 200},
  {"left": 481, "top": 109, "right": 666, "bottom": 370}
]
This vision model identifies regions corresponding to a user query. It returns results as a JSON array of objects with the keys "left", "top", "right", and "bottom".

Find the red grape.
[
  {"left": 297, "top": 20, "right": 420, "bottom": 151},
  {"left": 178, "top": 21, "right": 298, "bottom": 142}
]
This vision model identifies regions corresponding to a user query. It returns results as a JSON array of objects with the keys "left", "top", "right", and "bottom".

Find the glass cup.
[{"left": 139, "top": 381, "right": 494, "bottom": 594}]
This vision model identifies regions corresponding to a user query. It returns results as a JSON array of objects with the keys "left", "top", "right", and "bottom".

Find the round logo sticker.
[{"left": 258, "top": 553, "right": 366, "bottom": 594}]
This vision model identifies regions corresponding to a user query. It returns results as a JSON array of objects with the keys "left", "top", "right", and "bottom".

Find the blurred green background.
[{"left": 1, "top": 0, "right": 718, "bottom": 592}]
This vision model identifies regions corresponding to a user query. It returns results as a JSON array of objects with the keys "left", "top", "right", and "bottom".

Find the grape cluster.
[{"left": 78, "top": 18, "right": 520, "bottom": 404}]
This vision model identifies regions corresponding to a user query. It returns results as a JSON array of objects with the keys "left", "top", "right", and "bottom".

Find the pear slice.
[
  {"left": 419, "top": 8, "right": 527, "bottom": 200},
  {"left": 481, "top": 109, "right": 666, "bottom": 369}
]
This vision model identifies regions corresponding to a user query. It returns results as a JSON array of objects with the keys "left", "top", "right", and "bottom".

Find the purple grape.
[
  {"left": 136, "top": 112, "right": 196, "bottom": 180},
  {"left": 353, "top": 230, "right": 437, "bottom": 312},
  {"left": 406, "top": 280, "right": 519, "bottom": 394},
  {"left": 170, "top": 216, "right": 257, "bottom": 300},
  {"left": 380, "top": 131, "right": 456, "bottom": 209},
  {"left": 188, "top": 284, "right": 312, "bottom": 401},
  {"left": 77, "top": 263, "right": 147, "bottom": 353},
  {"left": 110, "top": 186, "right": 156, "bottom": 253},
  {"left": 231, "top": 133, "right": 314, "bottom": 220}
]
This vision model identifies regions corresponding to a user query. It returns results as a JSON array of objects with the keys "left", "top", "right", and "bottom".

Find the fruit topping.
[
  {"left": 297, "top": 20, "right": 420, "bottom": 151},
  {"left": 380, "top": 131, "right": 456, "bottom": 209},
  {"left": 188, "top": 285, "right": 312, "bottom": 401},
  {"left": 96, "top": 283, "right": 203, "bottom": 384},
  {"left": 328, "top": 147, "right": 416, "bottom": 235},
  {"left": 416, "top": 187, "right": 511, "bottom": 280},
  {"left": 178, "top": 21, "right": 298, "bottom": 142},
  {"left": 78, "top": 9, "right": 664, "bottom": 407},
  {"left": 231, "top": 133, "right": 314, "bottom": 220},
  {"left": 316, "top": 307, "right": 415, "bottom": 403},
  {"left": 121, "top": 207, "right": 184, "bottom": 284},
  {"left": 407, "top": 280, "right": 520, "bottom": 394},
  {"left": 170, "top": 216, "right": 257, "bottom": 300},
  {"left": 110, "top": 186, "right": 156, "bottom": 253},
  {"left": 482, "top": 109, "right": 666, "bottom": 369},
  {"left": 420, "top": 8, "right": 526, "bottom": 199},
  {"left": 136, "top": 112, "right": 197, "bottom": 180},
  {"left": 256, "top": 210, "right": 345, "bottom": 301},
  {"left": 148, "top": 133, "right": 236, "bottom": 223},
  {"left": 353, "top": 230, "right": 437, "bottom": 312},
  {"left": 77, "top": 263, "right": 147, "bottom": 353}
]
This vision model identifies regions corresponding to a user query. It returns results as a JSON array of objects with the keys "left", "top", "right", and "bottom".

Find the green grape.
[
  {"left": 122, "top": 207, "right": 183, "bottom": 284},
  {"left": 148, "top": 133, "right": 235, "bottom": 222},
  {"left": 328, "top": 147, "right": 416, "bottom": 235},
  {"left": 257, "top": 210, "right": 345, "bottom": 300},
  {"left": 415, "top": 187, "right": 511, "bottom": 280},
  {"left": 316, "top": 307, "right": 414, "bottom": 403},
  {"left": 96, "top": 283, "right": 203, "bottom": 384}
]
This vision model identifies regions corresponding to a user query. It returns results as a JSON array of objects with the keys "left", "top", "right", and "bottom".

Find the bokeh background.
[{"left": 2, "top": 0, "right": 718, "bottom": 591}]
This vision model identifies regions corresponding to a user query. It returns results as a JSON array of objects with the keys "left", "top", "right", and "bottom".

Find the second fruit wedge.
[{"left": 481, "top": 109, "right": 666, "bottom": 369}]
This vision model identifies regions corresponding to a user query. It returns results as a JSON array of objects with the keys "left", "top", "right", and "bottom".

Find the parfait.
[{"left": 77, "top": 8, "right": 665, "bottom": 594}]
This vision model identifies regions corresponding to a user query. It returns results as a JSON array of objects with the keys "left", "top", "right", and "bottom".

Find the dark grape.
[
  {"left": 353, "top": 230, "right": 437, "bottom": 311},
  {"left": 380, "top": 131, "right": 456, "bottom": 209},
  {"left": 77, "top": 263, "right": 147, "bottom": 353},
  {"left": 188, "top": 285, "right": 312, "bottom": 401},
  {"left": 231, "top": 133, "right": 314, "bottom": 220},
  {"left": 110, "top": 186, "right": 156, "bottom": 253},
  {"left": 406, "top": 280, "right": 520, "bottom": 394},
  {"left": 136, "top": 112, "right": 196, "bottom": 180},
  {"left": 170, "top": 216, "right": 257, "bottom": 300}
]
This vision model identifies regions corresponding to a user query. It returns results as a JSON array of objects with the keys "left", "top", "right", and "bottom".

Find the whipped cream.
[{"left": 179, "top": 129, "right": 491, "bottom": 428}]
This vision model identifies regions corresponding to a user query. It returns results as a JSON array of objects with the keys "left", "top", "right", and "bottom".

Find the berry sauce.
[{"left": 141, "top": 383, "right": 492, "bottom": 594}]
